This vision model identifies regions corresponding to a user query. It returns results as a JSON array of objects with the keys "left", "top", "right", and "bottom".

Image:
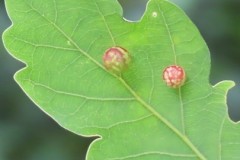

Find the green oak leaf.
[{"left": 3, "top": 0, "right": 240, "bottom": 159}]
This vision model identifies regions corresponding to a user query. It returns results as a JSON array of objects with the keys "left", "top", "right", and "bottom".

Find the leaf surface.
[{"left": 3, "top": 0, "right": 240, "bottom": 159}]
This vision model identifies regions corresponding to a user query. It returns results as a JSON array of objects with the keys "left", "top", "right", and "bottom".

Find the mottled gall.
[
  {"left": 163, "top": 65, "right": 186, "bottom": 88},
  {"left": 103, "top": 47, "right": 130, "bottom": 73}
]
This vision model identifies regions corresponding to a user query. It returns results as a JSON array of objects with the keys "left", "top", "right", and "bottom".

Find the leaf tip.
[{"left": 213, "top": 80, "right": 235, "bottom": 91}]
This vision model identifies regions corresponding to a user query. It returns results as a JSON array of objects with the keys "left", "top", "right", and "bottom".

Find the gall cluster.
[{"left": 102, "top": 46, "right": 186, "bottom": 88}]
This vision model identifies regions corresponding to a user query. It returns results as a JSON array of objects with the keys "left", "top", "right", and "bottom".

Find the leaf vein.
[
  {"left": 29, "top": 80, "right": 135, "bottom": 101},
  {"left": 108, "top": 151, "right": 197, "bottom": 160},
  {"left": 94, "top": 1, "right": 116, "bottom": 45},
  {"left": 157, "top": 1, "right": 186, "bottom": 135}
]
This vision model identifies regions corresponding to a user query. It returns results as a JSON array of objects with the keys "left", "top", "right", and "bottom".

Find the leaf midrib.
[{"left": 27, "top": 2, "right": 207, "bottom": 160}]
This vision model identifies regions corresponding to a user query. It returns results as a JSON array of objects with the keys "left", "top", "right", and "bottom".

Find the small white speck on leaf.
[{"left": 152, "top": 12, "right": 158, "bottom": 18}]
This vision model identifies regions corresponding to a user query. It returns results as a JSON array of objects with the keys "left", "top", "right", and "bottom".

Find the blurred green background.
[{"left": 0, "top": 0, "right": 239, "bottom": 159}]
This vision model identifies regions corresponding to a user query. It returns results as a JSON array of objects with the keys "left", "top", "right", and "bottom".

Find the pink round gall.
[
  {"left": 103, "top": 46, "right": 130, "bottom": 73},
  {"left": 163, "top": 65, "right": 186, "bottom": 88}
]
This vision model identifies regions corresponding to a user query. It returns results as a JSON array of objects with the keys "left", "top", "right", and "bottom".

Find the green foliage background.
[{"left": 0, "top": 0, "right": 239, "bottom": 159}]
